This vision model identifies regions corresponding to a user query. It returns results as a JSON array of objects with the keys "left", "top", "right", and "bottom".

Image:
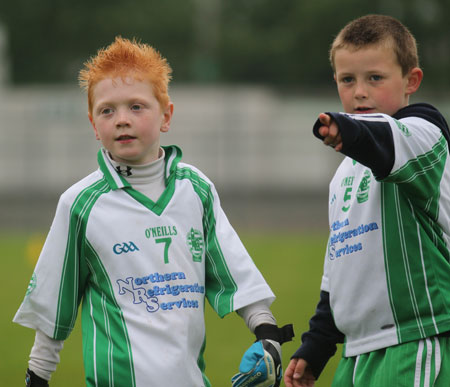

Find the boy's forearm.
[
  {"left": 28, "top": 330, "right": 64, "bottom": 381},
  {"left": 236, "top": 299, "right": 277, "bottom": 333},
  {"left": 291, "top": 290, "right": 344, "bottom": 379},
  {"left": 313, "top": 112, "right": 395, "bottom": 179}
]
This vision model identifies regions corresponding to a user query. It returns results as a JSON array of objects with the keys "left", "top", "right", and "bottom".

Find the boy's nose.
[
  {"left": 115, "top": 109, "right": 131, "bottom": 127},
  {"left": 354, "top": 82, "right": 368, "bottom": 99}
]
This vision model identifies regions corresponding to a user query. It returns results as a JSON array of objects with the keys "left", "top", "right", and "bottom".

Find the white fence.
[
  {"left": 3, "top": 84, "right": 448, "bottom": 230},
  {"left": 1, "top": 84, "right": 345, "bottom": 196}
]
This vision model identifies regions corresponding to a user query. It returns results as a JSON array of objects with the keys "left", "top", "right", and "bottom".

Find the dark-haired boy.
[{"left": 286, "top": 14, "right": 450, "bottom": 387}]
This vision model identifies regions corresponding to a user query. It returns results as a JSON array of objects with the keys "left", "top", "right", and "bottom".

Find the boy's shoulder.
[
  {"left": 162, "top": 145, "right": 212, "bottom": 183},
  {"left": 177, "top": 161, "right": 211, "bottom": 180},
  {"left": 395, "top": 103, "right": 449, "bottom": 128},
  {"left": 162, "top": 145, "right": 214, "bottom": 188},
  {"left": 394, "top": 103, "right": 450, "bottom": 143},
  {"left": 174, "top": 161, "right": 216, "bottom": 195},
  {"left": 395, "top": 102, "right": 440, "bottom": 118},
  {"left": 58, "top": 169, "right": 105, "bottom": 206}
]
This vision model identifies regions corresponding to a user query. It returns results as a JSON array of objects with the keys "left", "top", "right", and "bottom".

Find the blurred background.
[
  {"left": 2, "top": 0, "right": 450, "bottom": 232},
  {"left": 1, "top": 1, "right": 450, "bottom": 386}
]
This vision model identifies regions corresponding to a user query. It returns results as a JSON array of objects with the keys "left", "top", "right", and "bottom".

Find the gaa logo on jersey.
[
  {"left": 186, "top": 228, "right": 204, "bottom": 262},
  {"left": 113, "top": 241, "right": 140, "bottom": 255}
]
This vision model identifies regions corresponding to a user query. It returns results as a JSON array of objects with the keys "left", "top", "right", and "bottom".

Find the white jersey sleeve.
[
  {"left": 13, "top": 173, "right": 100, "bottom": 339},
  {"left": 201, "top": 175, "right": 275, "bottom": 315}
]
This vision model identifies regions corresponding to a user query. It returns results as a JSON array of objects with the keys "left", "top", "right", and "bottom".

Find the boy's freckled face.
[
  {"left": 89, "top": 77, "right": 173, "bottom": 165},
  {"left": 334, "top": 44, "right": 412, "bottom": 116}
]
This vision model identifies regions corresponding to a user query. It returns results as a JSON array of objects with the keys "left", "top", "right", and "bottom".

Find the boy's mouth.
[
  {"left": 116, "top": 134, "right": 136, "bottom": 142},
  {"left": 355, "top": 106, "right": 375, "bottom": 113}
]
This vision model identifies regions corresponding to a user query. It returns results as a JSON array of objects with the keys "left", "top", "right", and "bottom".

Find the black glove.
[{"left": 25, "top": 369, "right": 49, "bottom": 387}]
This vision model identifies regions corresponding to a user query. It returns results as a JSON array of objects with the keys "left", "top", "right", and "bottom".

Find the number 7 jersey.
[{"left": 14, "top": 145, "right": 275, "bottom": 387}]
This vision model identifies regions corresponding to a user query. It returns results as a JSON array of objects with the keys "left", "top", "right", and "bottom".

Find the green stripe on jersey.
[
  {"left": 176, "top": 167, "right": 238, "bottom": 317},
  {"left": 97, "top": 149, "right": 130, "bottom": 190},
  {"left": 382, "top": 137, "right": 450, "bottom": 342},
  {"left": 82, "top": 240, "right": 135, "bottom": 387},
  {"left": 123, "top": 181, "right": 175, "bottom": 216},
  {"left": 163, "top": 145, "right": 183, "bottom": 182},
  {"left": 387, "top": 136, "right": 447, "bottom": 197},
  {"left": 197, "top": 336, "right": 211, "bottom": 387},
  {"left": 54, "top": 178, "right": 110, "bottom": 339}
]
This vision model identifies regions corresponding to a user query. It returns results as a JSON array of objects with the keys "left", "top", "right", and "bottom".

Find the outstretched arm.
[
  {"left": 316, "top": 113, "right": 343, "bottom": 152},
  {"left": 312, "top": 112, "right": 395, "bottom": 178}
]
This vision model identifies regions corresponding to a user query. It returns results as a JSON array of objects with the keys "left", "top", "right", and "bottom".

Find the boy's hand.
[
  {"left": 26, "top": 369, "right": 49, "bottom": 387},
  {"left": 231, "top": 324, "right": 294, "bottom": 387},
  {"left": 317, "top": 113, "right": 343, "bottom": 152},
  {"left": 231, "top": 339, "right": 282, "bottom": 387},
  {"left": 284, "top": 358, "right": 315, "bottom": 387}
]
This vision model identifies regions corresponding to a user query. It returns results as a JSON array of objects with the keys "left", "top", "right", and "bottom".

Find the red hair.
[{"left": 79, "top": 37, "right": 172, "bottom": 114}]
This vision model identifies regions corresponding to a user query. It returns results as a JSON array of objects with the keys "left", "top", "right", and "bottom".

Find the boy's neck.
[
  {"left": 106, "top": 148, "right": 165, "bottom": 179},
  {"left": 105, "top": 148, "right": 166, "bottom": 201}
]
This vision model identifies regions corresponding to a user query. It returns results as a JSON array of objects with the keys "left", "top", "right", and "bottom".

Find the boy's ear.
[
  {"left": 406, "top": 67, "right": 423, "bottom": 96},
  {"left": 161, "top": 102, "right": 174, "bottom": 133},
  {"left": 89, "top": 113, "right": 101, "bottom": 140}
]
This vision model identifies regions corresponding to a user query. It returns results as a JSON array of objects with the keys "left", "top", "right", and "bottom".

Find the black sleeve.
[
  {"left": 312, "top": 103, "right": 450, "bottom": 180},
  {"left": 313, "top": 112, "right": 395, "bottom": 179},
  {"left": 291, "top": 291, "right": 344, "bottom": 380}
]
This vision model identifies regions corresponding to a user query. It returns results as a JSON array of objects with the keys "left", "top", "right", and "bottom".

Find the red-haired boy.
[{"left": 14, "top": 37, "right": 293, "bottom": 387}]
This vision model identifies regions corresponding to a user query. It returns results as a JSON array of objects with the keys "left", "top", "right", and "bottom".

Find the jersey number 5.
[{"left": 342, "top": 187, "right": 352, "bottom": 212}]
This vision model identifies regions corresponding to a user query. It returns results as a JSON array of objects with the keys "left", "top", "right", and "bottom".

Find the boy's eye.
[
  {"left": 370, "top": 75, "right": 382, "bottom": 81},
  {"left": 101, "top": 107, "right": 113, "bottom": 115},
  {"left": 341, "top": 76, "right": 354, "bottom": 84},
  {"left": 131, "top": 104, "right": 142, "bottom": 111}
]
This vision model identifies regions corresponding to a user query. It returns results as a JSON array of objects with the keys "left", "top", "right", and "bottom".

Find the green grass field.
[{"left": 2, "top": 231, "right": 341, "bottom": 386}]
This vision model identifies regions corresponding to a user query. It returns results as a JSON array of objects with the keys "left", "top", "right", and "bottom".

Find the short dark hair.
[{"left": 330, "top": 14, "right": 419, "bottom": 75}]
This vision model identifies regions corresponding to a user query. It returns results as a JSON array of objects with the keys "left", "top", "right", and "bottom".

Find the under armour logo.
[{"left": 116, "top": 166, "right": 133, "bottom": 176}]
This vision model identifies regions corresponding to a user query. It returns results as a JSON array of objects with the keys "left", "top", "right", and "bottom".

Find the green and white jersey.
[
  {"left": 14, "top": 145, "right": 275, "bottom": 386},
  {"left": 320, "top": 104, "right": 450, "bottom": 357}
]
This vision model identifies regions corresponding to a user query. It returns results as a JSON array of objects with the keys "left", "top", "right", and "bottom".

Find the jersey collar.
[
  {"left": 162, "top": 145, "right": 182, "bottom": 185},
  {"left": 97, "top": 145, "right": 183, "bottom": 191},
  {"left": 97, "top": 149, "right": 131, "bottom": 190}
]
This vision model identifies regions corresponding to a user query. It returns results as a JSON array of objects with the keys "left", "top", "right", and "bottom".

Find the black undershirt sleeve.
[
  {"left": 312, "top": 103, "right": 450, "bottom": 179},
  {"left": 291, "top": 291, "right": 344, "bottom": 379},
  {"left": 313, "top": 112, "right": 395, "bottom": 179}
]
